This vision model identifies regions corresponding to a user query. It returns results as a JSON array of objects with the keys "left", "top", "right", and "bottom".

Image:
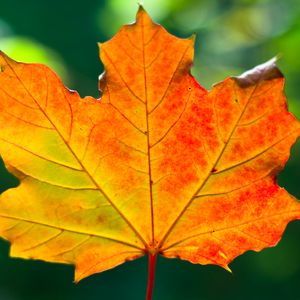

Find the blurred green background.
[{"left": 0, "top": 0, "right": 300, "bottom": 299}]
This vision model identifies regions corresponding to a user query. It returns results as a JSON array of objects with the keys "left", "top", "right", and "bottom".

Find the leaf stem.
[{"left": 145, "top": 253, "right": 157, "bottom": 300}]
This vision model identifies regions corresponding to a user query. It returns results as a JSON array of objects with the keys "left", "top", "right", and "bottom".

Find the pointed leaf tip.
[
  {"left": 223, "top": 265, "right": 233, "bottom": 274},
  {"left": 190, "top": 32, "right": 196, "bottom": 44},
  {"left": 136, "top": 4, "right": 153, "bottom": 24},
  {"left": 138, "top": 3, "right": 145, "bottom": 12}
]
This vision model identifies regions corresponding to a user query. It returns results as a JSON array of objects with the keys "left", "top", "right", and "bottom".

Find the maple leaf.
[{"left": 0, "top": 6, "right": 299, "bottom": 300}]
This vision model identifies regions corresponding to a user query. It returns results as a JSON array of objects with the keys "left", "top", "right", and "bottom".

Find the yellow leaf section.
[
  {"left": 158, "top": 60, "right": 300, "bottom": 269},
  {"left": 0, "top": 51, "right": 148, "bottom": 281}
]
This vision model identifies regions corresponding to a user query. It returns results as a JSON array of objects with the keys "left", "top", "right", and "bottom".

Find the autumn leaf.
[{"left": 0, "top": 6, "right": 299, "bottom": 300}]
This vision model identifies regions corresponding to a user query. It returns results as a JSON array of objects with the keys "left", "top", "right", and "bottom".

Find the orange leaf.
[{"left": 0, "top": 6, "right": 299, "bottom": 287}]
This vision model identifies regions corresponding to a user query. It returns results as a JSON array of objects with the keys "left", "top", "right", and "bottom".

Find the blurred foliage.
[{"left": 0, "top": 0, "right": 299, "bottom": 299}]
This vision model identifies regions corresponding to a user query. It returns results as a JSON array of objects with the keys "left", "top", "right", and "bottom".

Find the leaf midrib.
[{"left": 140, "top": 14, "right": 155, "bottom": 248}]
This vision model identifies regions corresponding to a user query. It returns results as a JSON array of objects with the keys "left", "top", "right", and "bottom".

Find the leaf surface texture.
[{"left": 0, "top": 7, "right": 299, "bottom": 281}]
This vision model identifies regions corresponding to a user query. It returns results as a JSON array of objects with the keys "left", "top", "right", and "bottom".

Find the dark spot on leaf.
[
  {"left": 97, "top": 216, "right": 104, "bottom": 223},
  {"left": 0, "top": 65, "right": 4, "bottom": 72},
  {"left": 211, "top": 167, "right": 217, "bottom": 173}
]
